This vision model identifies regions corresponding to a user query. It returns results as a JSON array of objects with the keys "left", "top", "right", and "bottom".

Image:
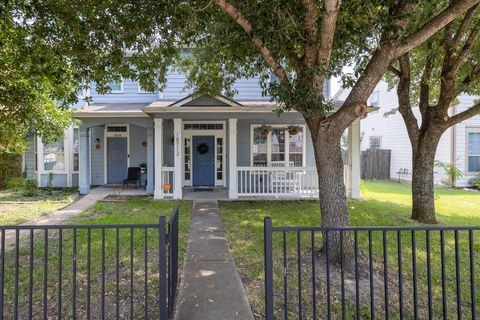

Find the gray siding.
[
  {"left": 40, "top": 174, "right": 68, "bottom": 187},
  {"left": 90, "top": 126, "right": 105, "bottom": 185},
  {"left": 24, "top": 134, "right": 36, "bottom": 179},
  {"left": 162, "top": 120, "right": 175, "bottom": 166},
  {"left": 72, "top": 173, "right": 79, "bottom": 187},
  {"left": 129, "top": 125, "right": 147, "bottom": 167},
  {"left": 90, "top": 78, "right": 159, "bottom": 104}
]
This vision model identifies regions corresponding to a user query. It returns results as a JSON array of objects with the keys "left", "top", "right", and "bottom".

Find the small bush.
[
  {"left": 23, "top": 179, "right": 38, "bottom": 197},
  {"left": 45, "top": 172, "right": 54, "bottom": 194},
  {"left": 6, "top": 177, "right": 24, "bottom": 189}
]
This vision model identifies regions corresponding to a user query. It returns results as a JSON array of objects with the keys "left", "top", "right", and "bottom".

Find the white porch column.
[
  {"left": 173, "top": 118, "right": 183, "bottom": 199},
  {"left": 146, "top": 126, "right": 154, "bottom": 195},
  {"left": 154, "top": 119, "right": 164, "bottom": 199},
  {"left": 228, "top": 118, "right": 238, "bottom": 199},
  {"left": 36, "top": 133, "right": 43, "bottom": 187},
  {"left": 79, "top": 126, "right": 91, "bottom": 194},
  {"left": 347, "top": 119, "right": 361, "bottom": 199}
]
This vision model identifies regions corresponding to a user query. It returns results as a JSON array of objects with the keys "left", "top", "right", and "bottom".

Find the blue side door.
[
  {"left": 107, "top": 137, "right": 128, "bottom": 184},
  {"left": 192, "top": 136, "right": 215, "bottom": 186}
]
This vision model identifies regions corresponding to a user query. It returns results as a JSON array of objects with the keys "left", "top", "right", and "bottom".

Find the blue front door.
[
  {"left": 107, "top": 137, "right": 128, "bottom": 184},
  {"left": 192, "top": 136, "right": 215, "bottom": 186}
]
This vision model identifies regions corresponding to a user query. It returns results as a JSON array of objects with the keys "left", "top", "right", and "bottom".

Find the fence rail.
[
  {"left": 264, "top": 218, "right": 479, "bottom": 320},
  {"left": 0, "top": 207, "right": 179, "bottom": 320}
]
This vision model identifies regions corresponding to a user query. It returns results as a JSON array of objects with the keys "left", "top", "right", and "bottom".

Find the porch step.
[{"left": 175, "top": 200, "right": 254, "bottom": 320}]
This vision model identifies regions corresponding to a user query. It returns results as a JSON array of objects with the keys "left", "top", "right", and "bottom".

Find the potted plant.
[
  {"left": 287, "top": 124, "right": 300, "bottom": 136},
  {"left": 259, "top": 124, "right": 272, "bottom": 136}
]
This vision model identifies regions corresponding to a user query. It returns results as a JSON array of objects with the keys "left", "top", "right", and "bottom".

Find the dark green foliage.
[{"left": 23, "top": 179, "right": 38, "bottom": 197}]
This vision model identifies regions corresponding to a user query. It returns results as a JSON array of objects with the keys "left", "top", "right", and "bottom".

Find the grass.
[
  {"left": 0, "top": 198, "right": 191, "bottom": 319},
  {"left": 219, "top": 180, "right": 480, "bottom": 319},
  {"left": 0, "top": 188, "right": 78, "bottom": 225}
]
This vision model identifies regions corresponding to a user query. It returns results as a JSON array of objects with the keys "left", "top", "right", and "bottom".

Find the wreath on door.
[{"left": 197, "top": 143, "right": 209, "bottom": 155}]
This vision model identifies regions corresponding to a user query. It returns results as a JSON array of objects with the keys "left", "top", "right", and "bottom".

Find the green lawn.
[
  {"left": 0, "top": 198, "right": 191, "bottom": 319},
  {"left": 0, "top": 188, "right": 78, "bottom": 225},
  {"left": 219, "top": 181, "right": 480, "bottom": 319}
]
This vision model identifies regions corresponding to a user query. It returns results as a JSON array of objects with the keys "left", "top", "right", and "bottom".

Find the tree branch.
[
  {"left": 452, "top": 4, "right": 479, "bottom": 44},
  {"left": 419, "top": 47, "right": 434, "bottom": 117},
  {"left": 397, "top": 0, "right": 480, "bottom": 57},
  {"left": 317, "top": 0, "right": 340, "bottom": 68},
  {"left": 451, "top": 19, "right": 480, "bottom": 74},
  {"left": 388, "top": 65, "right": 401, "bottom": 77},
  {"left": 447, "top": 102, "right": 480, "bottom": 126},
  {"left": 397, "top": 54, "right": 420, "bottom": 148},
  {"left": 212, "top": 0, "right": 290, "bottom": 84},
  {"left": 301, "top": 0, "right": 319, "bottom": 65}
]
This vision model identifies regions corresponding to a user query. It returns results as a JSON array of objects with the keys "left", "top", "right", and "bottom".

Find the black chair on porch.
[{"left": 122, "top": 167, "right": 142, "bottom": 189}]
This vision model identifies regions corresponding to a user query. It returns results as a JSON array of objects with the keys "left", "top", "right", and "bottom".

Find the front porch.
[{"left": 75, "top": 96, "right": 362, "bottom": 201}]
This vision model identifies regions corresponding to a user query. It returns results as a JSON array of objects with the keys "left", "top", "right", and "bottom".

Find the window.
[
  {"left": 184, "top": 138, "right": 191, "bottom": 180},
  {"left": 216, "top": 138, "right": 223, "bottom": 180},
  {"left": 138, "top": 83, "right": 155, "bottom": 93},
  {"left": 368, "top": 91, "right": 379, "bottom": 108},
  {"left": 184, "top": 123, "right": 224, "bottom": 130},
  {"left": 73, "top": 128, "right": 79, "bottom": 171},
  {"left": 43, "top": 140, "right": 65, "bottom": 171},
  {"left": 252, "top": 125, "right": 305, "bottom": 167},
  {"left": 369, "top": 136, "right": 382, "bottom": 150},
  {"left": 107, "top": 80, "right": 123, "bottom": 93},
  {"left": 468, "top": 131, "right": 480, "bottom": 172}
]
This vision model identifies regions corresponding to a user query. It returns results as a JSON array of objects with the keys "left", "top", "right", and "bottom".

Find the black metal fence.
[
  {"left": 264, "top": 218, "right": 480, "bottom": 319},
  {"left": 0, "top": 206, "right": 179, "bottom": 320}
]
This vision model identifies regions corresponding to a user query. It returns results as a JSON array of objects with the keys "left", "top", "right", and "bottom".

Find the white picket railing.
[
  {"left": 237, "top": 166, "right": 350, "bottom": 197},
  {"left": 162, "top": 167, "right": 175, "bottom": 196}
]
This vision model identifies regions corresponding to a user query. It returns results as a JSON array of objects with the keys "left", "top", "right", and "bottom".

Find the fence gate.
[
  {"left": 361, "top": 149, "right": 391, "bottom": 180},
  {"left": 0, "top": 207, "right": 179, "bottom": 320},
  {"left": 264, "top": 217, "right": 479, "bottom": 319}
]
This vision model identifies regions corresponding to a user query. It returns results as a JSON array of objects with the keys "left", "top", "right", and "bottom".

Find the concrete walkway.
[
  {"left": 3, "top": 186, "right": 145, "bottom": 245},
  {"left": 175, "top": 200, "right": 254, "bottom": 320}
]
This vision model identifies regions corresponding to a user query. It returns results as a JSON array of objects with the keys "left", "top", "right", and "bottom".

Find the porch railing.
[
  {"left": 162, "top": 167, "right": 175, "bottom": 196},
  {"left": 237, "top": 166, "right": 349, "bottom": 197}
]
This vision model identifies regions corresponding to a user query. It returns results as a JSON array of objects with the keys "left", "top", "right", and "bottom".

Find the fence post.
[
  {"left": 264, "top": 217, "right": 274, "bottom": 320},
  {"left": 159, "top": 216, "right": 167, "bottom": 320}
]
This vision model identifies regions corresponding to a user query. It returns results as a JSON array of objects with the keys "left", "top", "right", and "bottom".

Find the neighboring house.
[
  {"left": 24, "top": 68, "right": 367, "bottom": 200},
  {"left": 335, "top": 80, "right": 480, "bottom": 187}
]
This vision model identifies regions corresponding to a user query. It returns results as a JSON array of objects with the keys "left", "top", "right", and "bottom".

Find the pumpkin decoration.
[{"left": 163, "top": 183, "right": 171, "bottom": 192}]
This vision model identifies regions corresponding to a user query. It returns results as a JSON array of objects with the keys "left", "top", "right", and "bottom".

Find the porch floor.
[
  {"left": 97, "top": 185, "right": 148, "bottom": 196},
  {"left": 182, "top": 187, "right": 229, "bottom": 200}
]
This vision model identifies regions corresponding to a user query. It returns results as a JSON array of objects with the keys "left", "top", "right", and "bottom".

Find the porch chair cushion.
[{"left": 122, "top": 167, "right": 142, "bottom": 189}]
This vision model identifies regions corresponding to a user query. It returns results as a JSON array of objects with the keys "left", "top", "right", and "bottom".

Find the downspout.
[{"left": 450, "top": 105, "right": 457, "bottom": 187}]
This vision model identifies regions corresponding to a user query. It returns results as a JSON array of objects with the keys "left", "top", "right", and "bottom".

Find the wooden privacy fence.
[{"left": 361, "top": 149, "right": 391, "bottom": 180}]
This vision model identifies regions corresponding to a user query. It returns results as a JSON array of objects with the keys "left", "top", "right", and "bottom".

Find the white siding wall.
[{"left": 335, "top": 81, "right": 453, "bottom": 185}]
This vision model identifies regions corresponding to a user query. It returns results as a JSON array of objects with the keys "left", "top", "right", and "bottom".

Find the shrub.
[
  {"left": 45, "top": 172, "right": 54, "bottom": 194},
  {"left": 23, "top": 179, "right": 38, "bottom": 197},
  {"left": 434, "top": 160, "right": 463, "bottom": 187},
  {"left": 6, "top": 177, "right": 24, "bottom": 189}
]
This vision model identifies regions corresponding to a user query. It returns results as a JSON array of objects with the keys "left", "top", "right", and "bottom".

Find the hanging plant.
[
  {"left": 287, "top": 124, "right": 300, "bottom": 136},
  {"left": 259, "top": 124, "right": 272, "bottom": 136}
]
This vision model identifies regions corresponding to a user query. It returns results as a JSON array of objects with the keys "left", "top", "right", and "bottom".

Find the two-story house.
[{"left": 24, "top": 69, "right": 366, "bottom": 200}]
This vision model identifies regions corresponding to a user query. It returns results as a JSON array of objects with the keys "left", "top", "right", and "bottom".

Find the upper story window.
[
  {"left": 107, "top": 80, "right": 123, "bottom": 93},
  {"left": 138, "top": 83, "right": 155, "bottom": 93},
  {"left": 369, "top": 136, "right": 382, "bottom": 150},
  {"left": 368, "top": 91, "right": 379, "bottom": 108},
  {"left": 252, "top": 125, "right": 305, "bottom": 167},
  {"left": 467, "top": 129, "right": 480, "bottom": 173},
  {"left": 43, "top": 140, "right": 65, "bottom": 171}
]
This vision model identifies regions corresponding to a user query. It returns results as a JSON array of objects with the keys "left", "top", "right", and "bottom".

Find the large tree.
[
  {"left": 14, "top": 0, "right": 479, "bottom": 260},
  {"left": 0, "top": 1, "right": 78, "bottom": 153},
  {"left": 388, "top": 4, "right": 480, "bottom": 223}
]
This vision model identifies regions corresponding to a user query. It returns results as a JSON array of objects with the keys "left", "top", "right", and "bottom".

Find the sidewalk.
[
  {"left": 175, "top": 200, "right": 255, "bottom": 320},
  {"left": 3, "top": 187, "right": 116, "bottom": 245}
]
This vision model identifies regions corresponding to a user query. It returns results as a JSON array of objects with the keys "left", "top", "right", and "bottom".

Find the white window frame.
[
  {"left": 466, "top": 126, "right": 480, "bottom": 174},
  {"left": 369, "top": 135, "right": 382, "bottom": 150},
  {"left": 250, "top": 124, "right": 306, "bottom": 167},
  {"left": 107, "top": 80, "right": 124, "bottom": 93},
  {"left": 40, "top": 134, "right": 68, "bottom": 174},
  {"left": 104, "top": 124, "right": 130, "bottom": 184},
  {"left": 182, "top": 121, "right": 226, "bottom": 187},
  {"left": 72, "top": 127, "right": 79, "bottom": 173}
]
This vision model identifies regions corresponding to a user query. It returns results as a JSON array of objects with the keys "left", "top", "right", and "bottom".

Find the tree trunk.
[
  {"left": 411, "top": 131, "right": 443, "bottom": 223},
  {"left": 308, "top": 123, "right": 352, "bottom": 265}
]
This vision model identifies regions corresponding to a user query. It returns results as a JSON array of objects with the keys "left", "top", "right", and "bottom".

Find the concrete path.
[
  {"left": 3, "top": 186, "right": 138, "bottom": 245},
  {"left": 175, "top": 200, "right": 255, "bottom": 320}
]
